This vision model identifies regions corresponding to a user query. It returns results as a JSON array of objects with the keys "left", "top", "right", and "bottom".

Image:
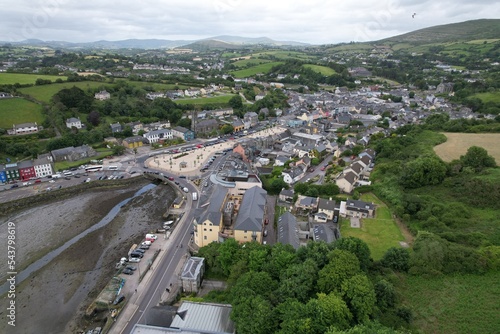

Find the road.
[{"left": 113, "top": 167, "right": 200, "bottom": 334}]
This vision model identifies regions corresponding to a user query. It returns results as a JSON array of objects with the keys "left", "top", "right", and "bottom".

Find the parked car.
[
  {"left": 125, "top": 265, "right": 137, "bottom": 271},
  {"left": 10, "top": 184, "right": 19, "bottom": 189},
  {"left": 49, "top": 180, "right": 55, "bottom": 183},
  {"left": 113, "top": 295, "right": 125, "bottom": 305},
  {"left": 168, "top": 176, "right": 174, "bottom": 181},
  {"left": 34, "top": 179, "right": 41, "bottom": 184},
  {"left": 122, "top": 268, "right": 134, "bottom": 275},
  {"left": 133, "top": 248, "right": 145, "bottom": 254},
  {"left": 129, "top": 257, "right": 141, "bottom": 263}
]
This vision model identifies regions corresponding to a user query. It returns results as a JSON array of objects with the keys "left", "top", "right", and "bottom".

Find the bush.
[{"left": 381, "top": 247, "right": 410, "bottom": 272}]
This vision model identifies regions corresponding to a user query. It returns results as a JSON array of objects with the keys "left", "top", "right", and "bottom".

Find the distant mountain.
[
  {"left": 1, "top": 35, "right": 309, "bottom": 50},
  {"left": 380, "top": 19, "right": 500, "bottom": 44}
]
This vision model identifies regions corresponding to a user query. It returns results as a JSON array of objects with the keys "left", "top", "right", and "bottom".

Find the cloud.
[{"left": 0, "top": 0, "right": 499, "bottom": 44}]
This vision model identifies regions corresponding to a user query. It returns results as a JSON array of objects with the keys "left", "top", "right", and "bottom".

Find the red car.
[{"left": 168, "top": 176, "right": 174, "bottom": 181}]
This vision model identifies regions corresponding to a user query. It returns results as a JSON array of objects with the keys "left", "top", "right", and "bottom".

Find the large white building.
[
  {"left": 33, "top": 154, "right": 54, "bottom": 178},
  {"left": 143, "top": 128, "right": 173, "bottom": 144}
]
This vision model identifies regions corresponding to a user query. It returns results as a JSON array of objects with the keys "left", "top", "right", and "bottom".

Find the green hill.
[{"left": 381, "top": 19, "right": 500, "bottom": 44}]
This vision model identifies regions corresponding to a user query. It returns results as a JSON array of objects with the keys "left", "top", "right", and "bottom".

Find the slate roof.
[
  {"left": 170, "top": 301, "right": 235, "bottom": 334},
  {"left": 234, "top": 186, "right": 266, "bottom": 232},
  {"left": 278, "top": 211, "right": 300, "bottom": 249},
  {"left": 197, "top": 185, "right": 227, "bottom": 225}
]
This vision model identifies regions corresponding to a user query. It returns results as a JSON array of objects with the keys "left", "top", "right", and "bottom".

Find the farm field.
[
  {"left": 0, "top": 98, "right": 45, "bottom": 128},
  {"left": 303, "top": 64, "right": 336, "bottom": 76},
  {"left": 231, "top": 58, "right": 273, "bottom": 68},
  {"left": 434, "top": 132, "right": 500, "bottom": 164},
  {"left": 173, "top": 94, "right": 235, "bottom": 106},
  {"left": 19, "top": 81, "right": 111, "bottom": 103},
  {"left": 339, "top": 193, "right": 406, "bottom": 260},
  {"left": 230, "top": 62, "right": 283, "bottom": 78},
  {"left": 473, "top": 91, "right": 500, "bottom": 103},
  {"left": 397, "top": 271, "right": 500, "bottom": 334},
  {"left": 0, "top": 73, "right": 67, "bottom": 85}
]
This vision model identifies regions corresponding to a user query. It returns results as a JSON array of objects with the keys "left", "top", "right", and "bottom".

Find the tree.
[
  {"left": 87, "top": 110, "right": 101, "bottom": 126},
  {"left": 215, "top": 238, "right": 241, "bottom": 277},
  {"left": 340, "top": 274, "right": 376, "bottom": 324},
  {"left": 374, "top": 279, "right": 396, "bottom": 310},
  {"left": 176, "top": 117, "right": 192, "bottom": 129},
  {"left": 318, "top": 249, "right": 361, "bottom": 294},
  {"left": 270, "top": 178, "right": 288, "bottom": 194},
  {"left": 307, "top": 292, "right": 353, "bottom": 332},
  {"left": 276, "top": 258, "right": 318, "bottom": 303},
  {"left": 229, "top": 94, "right": 243, "bottom": 109},
  {"left": 221, "top": 124, "right": 234, "bottom": 134},
  {"left": 112, "top": 145, "right": 126, "bottom": 156},
  {"left": 334, "top": 237, "right": 371, "bottom": 271},
  {"left": 460, "top": 146, "right": 497, "bottom": 172},
  {"left": 380, "top": 247, "right": 410, "bottom": 272},
  {"left": 400, "top": 155, "right": 447, "bottom": 189},
  {"left": 231, "top": 295, "right": 275, "bottom": 334}
]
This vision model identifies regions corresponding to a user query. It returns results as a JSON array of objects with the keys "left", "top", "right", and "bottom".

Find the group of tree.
[
  {"left": 372, "top": 122, "right": 499, "bottom": 251},
  {"left": 197, "top": 237, "right": 413, "bottom": 334}
]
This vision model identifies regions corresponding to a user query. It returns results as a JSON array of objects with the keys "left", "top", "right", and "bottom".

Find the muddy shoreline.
[{"left": 0, "top": 178, "right": 177, "bottom": 334}]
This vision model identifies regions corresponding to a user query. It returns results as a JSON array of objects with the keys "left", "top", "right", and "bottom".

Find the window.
[
  {"left": 204, "top": 228, "right": 207, "bottom": 231},
  {"left": 209, "top": 229, "right": 212, "bottom": 232},
  {"left": 204, "top": 236, "right": 207, "bottom": 240}
]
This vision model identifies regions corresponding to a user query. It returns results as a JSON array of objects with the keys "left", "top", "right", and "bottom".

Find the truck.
[{"left": 192, "top": 192, "right": 198, "bottom": 201}]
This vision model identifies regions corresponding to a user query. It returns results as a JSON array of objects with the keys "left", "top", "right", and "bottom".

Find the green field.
[
  {"left": 0, "top": 98, "right": 45, "bottom": 128},
  {"left": 397, "top": 272, "right": 500, "bottom": 334},
  {"left": 474, "top": 92, "right": 500, "bottom": 103},
  {"left": 173, "top": 94, "right": 235, "bottom": 106},
  {"left": 230, "top": 62, "right": 283, "bottom": 78},
  {"left": 126, "top": 80, "right": 190, "bottom": 91},
  {"left": 303, "top": 64, "right": 336, "bottom": 76},
  {"left": 340, "top": 193, "right": 405, "bottom": 260},
  {"left": 0, "top": 73, "right": 67, "bottom": 85},
  {"left": 250, "top": 50, "right": 317, "bottom": 61},
  {"left": 231, "top": 58, "right": 273, "bottom": 68},
  {"left": 19, "top": 81, "right": 111, "bottom": 103}
]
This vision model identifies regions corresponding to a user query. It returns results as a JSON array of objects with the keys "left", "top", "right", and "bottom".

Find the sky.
[{"left": 1, "top": 0, "right": 499, "bottom": 45}]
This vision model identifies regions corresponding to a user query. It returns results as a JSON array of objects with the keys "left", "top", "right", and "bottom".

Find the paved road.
[{"left": 112, "top": 169, "right": 200, "bottom": 334}]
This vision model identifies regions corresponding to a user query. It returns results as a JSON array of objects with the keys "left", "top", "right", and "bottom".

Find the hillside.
[{"left": 380, "top": 19, "right": 500, "bottom": 44}]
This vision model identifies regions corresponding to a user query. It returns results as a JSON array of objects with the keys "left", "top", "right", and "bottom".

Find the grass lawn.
[
  {"left": 0, "top": 73, "right": 67, "bottom": 85},
  {"left": 19, "top": 81, "right": 111, "bottom": 103},
  {"left": 0, "top": 98, "right": 45, "bottom": 128},
  {"left": 54, "top": 148, "right": 113, "bottom": 171},
  {"left": 230, "top": 62, "right": 283, "bottom": 78},
  {"left": 340, "top": 193, "right": 405, "bottom": 260},
  {"left": 397, "top": 271, "right": 500, "bottom": 334},
  {"left": 174, "top": 94, "right": 235, "bottom": 106},
  {"left": 303, "top": 64, "right": 336, "bottom": 76}
]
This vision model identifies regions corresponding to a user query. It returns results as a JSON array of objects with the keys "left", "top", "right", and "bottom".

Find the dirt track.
[{"left": 0, "top": 179, "right": 177, "bottom": 334}]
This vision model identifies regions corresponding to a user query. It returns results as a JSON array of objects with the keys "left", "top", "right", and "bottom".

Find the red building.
[{"left": 18, "top": 160, "right": 36, "bottom": 181}]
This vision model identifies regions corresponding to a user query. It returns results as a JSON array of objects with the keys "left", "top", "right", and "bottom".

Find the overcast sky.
[{"left": 1, "top": 0, "right": 499, "bottom": 44}]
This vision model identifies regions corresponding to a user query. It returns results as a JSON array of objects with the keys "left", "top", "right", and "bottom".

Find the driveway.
[{"left": 350, "top": 217, "right": 361, "bottom": 228}]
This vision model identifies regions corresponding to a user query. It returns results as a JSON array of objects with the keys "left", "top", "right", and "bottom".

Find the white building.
[
  {"left": 9, "top": 122, "right": 39, "bottom": 135},
  {"left": 66, "top": 117, "right": 83, "bottom": 129},
  {"left": 94, "top": 90, "right": 110, "bottom": 100},
  {"left": 33, "top": 155, "right": 54, "bottom": 178},
  {"left": 143, "top": 128, "right": 173, "bottom": 144}
]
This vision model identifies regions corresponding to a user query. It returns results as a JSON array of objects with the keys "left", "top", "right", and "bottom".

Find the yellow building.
[
  {"left": 122, "top": 136, "right": 145, "bottom": 149},
  {"left": 233, "top": 186, "right": 266, "bottom": 244},
  {"left": 193, "top": 185, "right": 228, "bottom": 247}
]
